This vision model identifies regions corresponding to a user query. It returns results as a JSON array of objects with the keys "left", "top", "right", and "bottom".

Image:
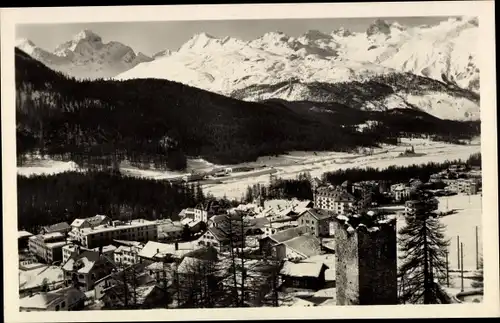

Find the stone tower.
[{"left": 334, "top": 213, "right": 398, "bottom": 305}]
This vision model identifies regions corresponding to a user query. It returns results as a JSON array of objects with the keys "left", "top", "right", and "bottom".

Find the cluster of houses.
[{"left": 17, "top": 163, "right": 481, "bottom": 310}]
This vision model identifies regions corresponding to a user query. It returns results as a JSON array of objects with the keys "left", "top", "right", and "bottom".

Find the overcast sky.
[{"left": 16, "top": 17, "right": 453, "bottom": 57}]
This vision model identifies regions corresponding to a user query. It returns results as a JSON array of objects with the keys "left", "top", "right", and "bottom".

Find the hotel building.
[{"left": 68, "top": 219, "right": 157, "bottom": 249}]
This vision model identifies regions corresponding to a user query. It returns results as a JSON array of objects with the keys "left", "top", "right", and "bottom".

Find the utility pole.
[
  {"left": 457, "top": 236, "right": 460, "bottom": 270},
  {"left": 460, "top": 242, "right": 464, "bottom": 292},
  {"left": 475, "top": 226, "right": 479, "bottom": 270}
]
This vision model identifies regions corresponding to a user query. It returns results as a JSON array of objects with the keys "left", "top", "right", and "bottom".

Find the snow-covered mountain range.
[
  {"left": 115, "top": 16, "right": 479, "bottom": 93},
  {"left": 16, "top": 30, "right": 153, "bottom": 79},
  {"left": 16, "top": 17, "right": 480, "bottom": 121}
]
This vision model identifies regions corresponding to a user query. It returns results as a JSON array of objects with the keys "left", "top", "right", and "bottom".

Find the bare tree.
[{"left": 174, "top": 253, "right": 221, "bottom": 308}]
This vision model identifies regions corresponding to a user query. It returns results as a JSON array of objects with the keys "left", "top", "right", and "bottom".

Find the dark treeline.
[
  {"left": 17, "top": 171, "right": 206, "bottom": 233},
  {"left": 242, "top": 153, "right": 481, "bottom": 202},
  {"left": 323, "top": 153, "right": 481, "bottom": 185},
  {"left": 466, "top": 152, "right": 481, "bottom": 167},
  {"left": 16, "top": 48, "right": 480, "bottom": 172}
]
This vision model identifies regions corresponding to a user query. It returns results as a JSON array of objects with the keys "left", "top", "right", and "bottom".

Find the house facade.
[
  {"left": 94, "top": 265, "right": 167, "bottom": 309},
  {"left": 314, "top": 187, "right": 355, "bottom": 215},
  {"left": 258, "top": 226, "right": 311, "bottom": 259},
  {"left": 62, "top": 250, "right": 116, "bottom": 292},
  {"left": 19, "top": 230, "right": 34, "bottom": 250},
  {"left": 443, "top": 178, "right": 479, "bottom": 195},
  {"left": 279, "top": 261, "right": 329, "bottom": 291},
  {"left": 198, "top": 227, "right": 235, "bottom": 251},
  {"left": 296, "top": 209, "right": 331, "bottom": 237},
  {"left": 62, "top": 244, "right": 116, "bottom": 264},
  {"left": 390, "top": 184, "right": 412, "bottom": 202},
  {"left": 28, "top": 233, "right": 68, "bottom": 264},
  {"left": 180, "top": 206, "right": 208, "bottom": 223},
  {"left": 68, "top": 219, "right": 157, "bottom": 249},
  {"left": 114, "top": 245, "right": 142, "bottom": 267}
]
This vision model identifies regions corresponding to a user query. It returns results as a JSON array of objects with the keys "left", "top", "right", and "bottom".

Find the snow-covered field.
[
  {"left": 203, "top": 138, "right": 481, "bottom": 200},
  {"left": 396, "top": 193, "right": 483, "bottom": 271},
  {"left": 17, "top": 159, "right": 79, "bottom": 177},
  {"left": 16, "top": 139, "right": 481, "bottom": 203}
]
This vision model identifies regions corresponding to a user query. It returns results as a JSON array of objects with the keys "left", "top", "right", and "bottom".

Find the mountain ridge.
[
  {"left": 16, "top": 30, "right": 153, "bottom": 80},
  {"left": 113, "top": 16, "right": 480, "bottom": 120},
  {"left": 15, "top": 47, "right": 479, "bottom": 172},
  {"left": 16, "top": 17, "right": 480, "bottom": 121}
]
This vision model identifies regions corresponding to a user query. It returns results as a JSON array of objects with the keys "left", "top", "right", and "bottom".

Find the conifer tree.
[{"left": 398, "top": 190, "right": 450, "bottom": 304}]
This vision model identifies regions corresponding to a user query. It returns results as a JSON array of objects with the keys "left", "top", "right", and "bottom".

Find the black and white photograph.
[{"left": 1, "top": 2, "right": 498, "bottom": 322}]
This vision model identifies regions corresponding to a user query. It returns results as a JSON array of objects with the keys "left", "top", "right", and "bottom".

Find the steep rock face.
[
  {"left": 366, "top": 19, "right": 392, "bottom": 37},
  {"left": 231, "top": 74, "right": 480, "bottom": 121},
  {"left": 16, "top": 29, "right": 153, "bottom": 80},
  {"left": 152, "top": 49, "right": 173, "bottom": 60}
]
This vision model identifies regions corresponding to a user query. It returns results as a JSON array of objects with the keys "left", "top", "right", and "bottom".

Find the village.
[{"left": 17, "top": 162, "right": 483, "bottom": 311}]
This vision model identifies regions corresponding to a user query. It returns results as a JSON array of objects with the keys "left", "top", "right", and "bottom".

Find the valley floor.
[
  {"left": 203, "top": 138, "right": 481, "bottom": 200},
  {"left": 16, "top": 138, "right": 481, "bottom": 201}
]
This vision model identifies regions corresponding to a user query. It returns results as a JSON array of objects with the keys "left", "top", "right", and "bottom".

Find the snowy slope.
[
  {"left": 116, "top": 16, "right": 479, "bottom": 94},
  {"left": 16, "top": 30, "right": 153, "bottom": 80},
  {"left": 334, "top": 17, "right": 479, "bottom": 93},
  {"left": 115, "top": 31, "right": 396, "bottom": 94},
  {"left": 230, "top": 75, "right": 480, "bottom": 121}
]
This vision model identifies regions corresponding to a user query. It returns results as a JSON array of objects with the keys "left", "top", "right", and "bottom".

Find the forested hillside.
[
  {"left": 17, "top": 171, "right": 206, "bottom": 233},
  {"left": 16, "top": 48, "right": 480, "bottom": 171}
]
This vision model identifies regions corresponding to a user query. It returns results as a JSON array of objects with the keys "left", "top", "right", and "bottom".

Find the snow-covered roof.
[
  {"left": 263, "top": 221, "right": 297, "bottom": 229},
  {"left": 280, "top": 234, "right": 322, "bottom": 258},
  {"left": 87, "top": 214, "right": 109, "bottom": 226},
  {"left": 18, "top": 230, "right": 33, "bottom": 239},
  {"left": 391, "top": 183, "right": 410, "bottom": 191},
  {"left": 267, "top": 225, "right": 309, "bottom": 243},
  {"left": 158, "top": 223, "right": 183, "bottom": 233},
  {"left": 112, "top": 239, "right": 144, "bottom": 248},
  {"left": 206, "top": 227, "right": 229, "bottom": 241},
  {"left": 188, "top": 220, "right": 203, "bottom": 228},
  {"left": 145, "top": 262, "right": 164, "bottom": 271},
  {"left": 70, "top": 218, "right": 88, "bottom": 228},
  {"left": 92, "top": 245, "right": 117, "bottom": 253},
  {"left": 19, "top": 265, "right": 65, "bottom": 291},
  {"left": 264, "top": 199, "right": 293, "bottom": 211},
  {"left": 20, "top": 286, "right": 85, "bottom": 310},
  {"left": 78, "top": 219, "right": 154, "bottom": 235},
  {"left": 299, "top": 209, "right": 331, "bottom": 221},
  {"left": 288, "top": 297, "right": 317, "bottom": 307},
  {"left": 335, "top": 209, "right": 396, "bottom": 235},
  {"left": 62, "top": 250, "right": 111, "bottom": 274},
  {"left": 177, "top": 256, "right": 209, "bottom": 274},
  {"left": 138, "top": 241, "right": 194, "bottom": 259},
  {"left": 40, "top": 232, "right": 65, "bottom": 241},
  {"left": 42, "top": 222, "right": 71, "bottom": 233},
  {"left": 280, "top": 261, "right": 328, "bottom": 278}
]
